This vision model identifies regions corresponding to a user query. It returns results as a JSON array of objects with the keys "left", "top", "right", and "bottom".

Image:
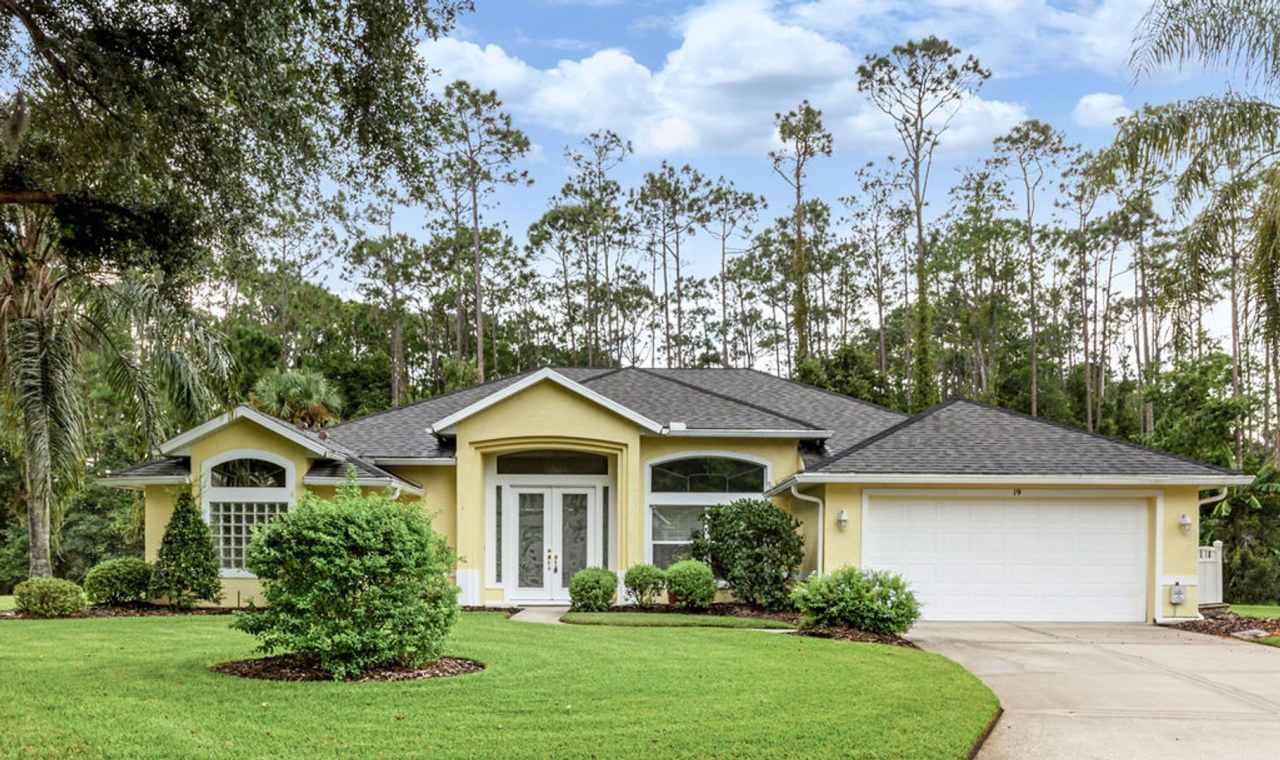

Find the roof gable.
[
  {"left": 429, "top": 368, "right": 665, "bottom": 434},
  {"left": 803, "top": 399, "right": 1247, "bottom": 483},
  {"left": 159, "top": 405, "right": 342, "bottom": 458}
]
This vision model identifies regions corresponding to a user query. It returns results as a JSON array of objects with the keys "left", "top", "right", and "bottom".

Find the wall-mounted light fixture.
[
  {"left": 1178, "top": 513, "right": 1193, "bottom": 534},
  {"left": 836, "top": 509, "right": 849, "bottom": 530}
]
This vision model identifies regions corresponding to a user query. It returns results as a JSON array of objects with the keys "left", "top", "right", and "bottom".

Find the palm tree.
[
  {"left": 251, "top": 369, "right": 343, "bottom": 429},
  {"left": 1128, "top": 0, "right": 1280, "bottom": 461},
  {"left": 0, "top": 267, "right": 230, "bottom": 578}
]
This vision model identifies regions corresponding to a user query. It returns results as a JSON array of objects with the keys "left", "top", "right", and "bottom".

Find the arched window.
[
  {"left": 647, "top": 455, "right": 768, "bottom": 569},
  {"left": 210, "top": 458, "right": 287, "bottom": 488},
  {"left": 202, "top": 450, "right": 295, "bottom": 577}
]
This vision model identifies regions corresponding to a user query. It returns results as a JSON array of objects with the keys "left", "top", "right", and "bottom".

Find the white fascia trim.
[
  {"left": 767, "top": 472, "right": 1253, "bottom": 495},
  {"left": 654, "top": 428, "right": 834, "bottom": 439},
  {"left": 370, "top": 457, "right": 456, "bottom": 466},
  {"left": 430, "top": 368, "right": 664, "bottom": 434},
  {"left": 97, "top": 475, "right": 190, "bottom": 489},
  {"left": 159, "top": 406, "right": 337, "bottom": 458},
  {"left": 302, "top": 476, "right": 423, "bottom": 496}
]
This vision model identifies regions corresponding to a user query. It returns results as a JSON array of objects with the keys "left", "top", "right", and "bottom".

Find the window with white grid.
[
  {"left": 208, "top": 501, "right": 288, "bottom": 571},
  {"left": 201, "top": 450, "right": 296, "bottom": 578}
]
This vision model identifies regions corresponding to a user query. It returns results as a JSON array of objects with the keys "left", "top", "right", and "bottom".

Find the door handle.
[{"left": 553, "top": 553, "right": 559, "bottom": 574}]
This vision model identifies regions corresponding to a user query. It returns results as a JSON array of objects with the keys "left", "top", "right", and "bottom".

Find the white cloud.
[
  {"left": 420, "top": 0, "right": 1026, "bottom": 157},
  {"left": 787, "top": 0, "right": 1149, "bottom": 77},
  {"left": 1072, "top": 92, "right": 1132, "bottom": 128}
]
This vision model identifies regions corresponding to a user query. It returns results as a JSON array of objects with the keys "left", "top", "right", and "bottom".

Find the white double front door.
[{"left": 508, "top": 486, "right": 598, "bottom": 603}]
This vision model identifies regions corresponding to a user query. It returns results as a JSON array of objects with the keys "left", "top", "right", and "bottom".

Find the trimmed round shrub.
[
  {"left": 149, "top": 490, "right": 221, "bottom": 608},
  {"left": 665, "top": 559, "right": 715, "bottom": 611},
  {"left": 569, "top": 567, "right": 618, "bottom": 612},
  {"left": 15, "top": 577, "right": 86, "bottom": 617},
  {"left": 232, "top": 482, "right": 459, "bottom": 679},
  {"left": 84, "top": 558, "right": 153, "bottom": 605},
  {"left": 790, "top": 567, "right": 921, "bottom": 635},
  {"left": 690, "top": 498, "right": 804, "bottom": 611},
  {"left": 623, "top": 563, "right": 666, "bottom": 606}
]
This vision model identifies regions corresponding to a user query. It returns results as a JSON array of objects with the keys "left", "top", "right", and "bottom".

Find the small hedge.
[
  {"left": 84, "top": 558, "right": 153, "bottom": 605},
  {"left": 664, "top": 560, "right": 715, "bottom": 610},
  {"left": 15, "top": 577, "right": 86, "bottom": 617},
  {"left": 623, "top": 564, "right": 666, "bottom": 606},
  {"left": 790, "top": 567, "right": 921, "bottom": 635},
  {"left": 569, "top": 567, "right": 617, "bottom": 612},
  {"left": 232, "top": 481, "right": 459, "bottom": 679}
]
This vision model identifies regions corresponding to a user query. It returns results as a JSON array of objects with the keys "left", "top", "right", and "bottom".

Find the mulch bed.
[
  {"left": 211, "top": 654, "right": 484, "bottom": 682},
  {"left": 600, "top": 602, "right": 914, "bottom": 646},
  {"left": 1172, "top": 612, "right": 1280, "bottom": 639},
  {"left": 792, "top": 627, "right": 917, "bottom": 648},
  {"left": 604, "top": 602, "right": 803, "bottom": 625},
  {"left": 1, "top": 604, "right": 236, "bottom": 620}
]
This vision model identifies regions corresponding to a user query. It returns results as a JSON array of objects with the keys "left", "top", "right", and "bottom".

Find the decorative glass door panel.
[
  {"left": 556, "top": 490, "right": 592, "bottom": 599},
  {"left": 515, "top": 490, "right": 548, "bottom": 595}
]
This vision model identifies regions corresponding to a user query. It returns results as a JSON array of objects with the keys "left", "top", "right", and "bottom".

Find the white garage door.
[{"left": 863, "top": 494, "right": 1148, "bottom": 622}]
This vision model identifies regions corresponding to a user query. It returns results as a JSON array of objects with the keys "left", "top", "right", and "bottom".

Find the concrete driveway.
[{"left": 910, "top": 622, "right": 1280, "bottom": 760}]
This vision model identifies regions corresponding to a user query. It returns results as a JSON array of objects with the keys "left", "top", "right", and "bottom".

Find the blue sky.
[{"left": 391, "top": 0, "right": 1227, "bottom": 289}]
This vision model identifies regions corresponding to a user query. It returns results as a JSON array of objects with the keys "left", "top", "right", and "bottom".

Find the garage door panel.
[{"left": 864, "top": 496, "right": 1148, "bottom": 622}]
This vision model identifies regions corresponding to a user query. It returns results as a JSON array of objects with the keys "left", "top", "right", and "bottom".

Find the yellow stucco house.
[{"left": 103, "top": 367, "right": 1249, "bottom": 623}]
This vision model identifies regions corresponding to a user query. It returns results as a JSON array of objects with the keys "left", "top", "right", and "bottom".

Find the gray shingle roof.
[
  {"left": 579, "top": 368, "right": 825, "bottom": 431},
  {"left": 325, "top": 371, "right": 542, "bottom": 458},
  {"left": 103, "top": 458, "right": 190, "bottom": 479},
  {"left": 305, "top": 458, "right": 421, "bottom": 489},
  {"left": 641, "top": 368, "right": 906, "bottom": 456},
  {"left": 809, "top": 399, "right": 1239, "bottom": 477}
]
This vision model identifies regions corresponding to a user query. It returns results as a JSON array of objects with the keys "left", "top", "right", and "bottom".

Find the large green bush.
[
  {"left": 84, "top": 558, "right": 152, "bottom": 605},
  {"left": 790, "top": 568, "right": 921, "bottom": 635},
  {"left": 664, "top": 559, "right": 715, "bottom": 611},
  {"left": 232, "top": 482, "right": 459, "bottom": 679},
  {"left": 690, "top": 498, "right": 805, "bottom": 610},
  {"left": 15, "top": 577, "right": 86, "bottom": 617},
  {"left": 149, "top": 491, "right": 221, "bottom": 608},
  {"left": 568, "top": 567, "right": 617, "bottom": 612},
  {"left": 623, "top": 563, "right": 666, "bottom": 606}
]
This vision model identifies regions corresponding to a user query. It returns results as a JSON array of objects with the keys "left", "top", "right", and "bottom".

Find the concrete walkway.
[
  {"left": 911, "top": 622, "right": 1280, "bottom": 760},
  {"left": 509, "top": 606, "right": 568, "bottom": 624}
]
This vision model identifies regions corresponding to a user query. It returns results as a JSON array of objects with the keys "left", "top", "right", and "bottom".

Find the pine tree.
[{"left": 150, "top": 491, "right": 222, "bottom": 608}]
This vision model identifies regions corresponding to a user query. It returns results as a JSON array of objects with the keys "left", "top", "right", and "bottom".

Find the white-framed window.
[
  {"left": 200, "top": 449, "right": 295, "bottom": 578},
  {"left": 646, "top": 454, "right": 769, "bottom": 569}
]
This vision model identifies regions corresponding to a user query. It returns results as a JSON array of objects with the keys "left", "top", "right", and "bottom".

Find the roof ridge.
[
  {"left": 327, "top": 368, "right": 541, "bottom": 433},
  {"left": 632, "top": 367, "right": 826, "bottom": 430},
  {"left": 806, "top": 399, "right": 960, "bottom": 471},
  {"left": 949, "top": 397, "right": 1245, "bottom": 476},
  {"left": 741, "top": 367, "right": 909, "bottom": 417}
]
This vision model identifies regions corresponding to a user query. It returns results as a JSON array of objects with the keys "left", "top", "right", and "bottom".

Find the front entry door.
[{"left": 510, "top": 487, "right": 596, "bottom": 602}]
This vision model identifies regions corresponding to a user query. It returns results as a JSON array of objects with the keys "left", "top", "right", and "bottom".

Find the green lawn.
[
  {"left": 561, "top": 611, "right": 795, "bottom": 629},
  {"left": 0, "top": 594, "right": 13, "bottom": 610},
  {"left": 1259, "top": 637, "right": 1280, "bottom": 648},
  {"left": 1, "top": 612, "right": 997, "bottom": 759},
  {"left": 1233, "top": 604, "right": 1280, "bottom": 619}
]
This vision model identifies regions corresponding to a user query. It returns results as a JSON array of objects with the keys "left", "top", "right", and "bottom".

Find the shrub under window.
[
  {"left": 232, "top": 481, "right": 459, "bottom": 679},
  {"left": 623, "top": 563, "right": 666, "bottom": 606},
  {"left": 149, "top": 491, "right": 222, "bottom": 608},
  {"left": 790, "top": 568, "right": 921, "bottom": 635},
  {"left": 690, "top": 498, "right": 804, "bottom": 611},
  {"left": 84, "top": 558, "right": 152, "bottom": 605},
  {"left": 15, "top": 577, "right": 86, "bottom": 617},
  {"left": 568, "top": 567, "right": 617, "bottom": 612},
  {"left": 664, "top": 559, "right": 715, "bottom": 610}
]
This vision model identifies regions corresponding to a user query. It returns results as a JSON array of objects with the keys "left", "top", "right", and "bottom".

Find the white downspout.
[{"left": 790, "top": 483, "right": 825, "bottom": 575}]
